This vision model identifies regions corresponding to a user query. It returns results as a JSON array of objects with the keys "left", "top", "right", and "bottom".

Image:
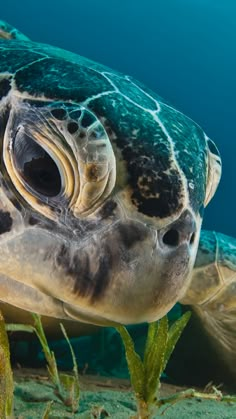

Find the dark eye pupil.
[
  {"left": 23, "top": 155, "right": 61, "bottom": 197},
  {"left": 13, "top": 131, "right": 61, "bottom": 197}
]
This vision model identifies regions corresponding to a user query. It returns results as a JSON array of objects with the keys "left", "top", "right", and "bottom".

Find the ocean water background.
[{"left": 1, "top": 0, "right": 236, "bottom": 237}]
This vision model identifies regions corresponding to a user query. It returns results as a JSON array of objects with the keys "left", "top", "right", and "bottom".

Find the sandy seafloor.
[{"left": 13, "top": 368, "right": 236, "bottom": 419}]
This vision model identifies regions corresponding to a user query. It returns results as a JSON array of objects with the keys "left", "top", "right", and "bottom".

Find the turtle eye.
[{"left": 13, "top": 129, "right": 61, "bottom": 197}]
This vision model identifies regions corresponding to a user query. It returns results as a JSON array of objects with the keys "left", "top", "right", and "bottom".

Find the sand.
[{"left": 12, "top": 368, "right": 236, "bottom": 419}]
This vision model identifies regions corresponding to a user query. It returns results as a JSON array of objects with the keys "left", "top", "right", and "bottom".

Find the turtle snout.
[{"left": 159, "top": 210, "right": 196, "bottom": 249}]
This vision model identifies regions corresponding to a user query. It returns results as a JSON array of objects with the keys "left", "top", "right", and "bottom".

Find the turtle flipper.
[
  {"left": 180, "top": 230, "right": 236, "bottom": 386},
  {"left": 192, "top": 305, "right": 236, "bottom": 382},
  {"left": 0, "top": 20, "right": 30, "bottom": 41}
]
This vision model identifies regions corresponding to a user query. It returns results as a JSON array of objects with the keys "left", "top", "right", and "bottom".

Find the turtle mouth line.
[
  {"left": 63, "top": 301, "right": 120, "bottom": 327},
  {"left": 0, "top": 273, "right": 119, "bottom": 325}
]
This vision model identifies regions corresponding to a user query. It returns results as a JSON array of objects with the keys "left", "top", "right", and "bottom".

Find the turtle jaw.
[
  {"left": 0, "top": 205, "right": 200, "bottom": 326},
  {"left": 0, "top": 241, "right": 197, "bottom": 327},
  {"left": 62, "top": 236, "right": 199, "bottom": 326},
  {"left": 79, "top": 239, "right": 199, "bottom": 326}
]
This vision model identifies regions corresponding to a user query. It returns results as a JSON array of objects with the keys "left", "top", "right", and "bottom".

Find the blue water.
[{"left": 1, "top": 0, "right": 236, "bottom": 236}]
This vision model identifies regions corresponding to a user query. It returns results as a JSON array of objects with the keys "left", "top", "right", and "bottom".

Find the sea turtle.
[{"left": 0, "top": 21, "right": 234, "bottom": 386}]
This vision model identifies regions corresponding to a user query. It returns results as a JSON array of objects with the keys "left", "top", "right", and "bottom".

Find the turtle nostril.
[
  {"left": 162, "top": 229, "right": 180, "bottom": 247},
  {"left": 160, "top": 210, "right": 196, "bottom": 248}
]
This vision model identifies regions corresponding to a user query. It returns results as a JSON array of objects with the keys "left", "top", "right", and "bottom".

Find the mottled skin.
[{"left": 0, "top": 21, "right": 233, "bottom": 386}]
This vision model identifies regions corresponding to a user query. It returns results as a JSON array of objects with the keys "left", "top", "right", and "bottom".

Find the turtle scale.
[
  {"left": 193, "top": 230, "right": 236, "bottom": 276},
  {"left": 0, "top": 46, "right": 46, "bottom": 74},
  {"left": 181, "top": 231, "right": 236, "bottom": 308},
  {"left": 14, "top": 57, "right": 113, "bottom": 103},
  {"left": 101, "top": 72, "right": 159, "bottom": 111},
  {"left": 158, "top": 105, "right": 208, "bottom": 213}
]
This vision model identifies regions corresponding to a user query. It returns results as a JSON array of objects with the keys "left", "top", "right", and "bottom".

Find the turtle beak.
[
  {"left": 63, "top": 212, "right": 197, "bottom": 325},
  {"left": 58, "top": 208, "right": 200, "bottom": 325},
  {"left": 102, "top": 210, "right": 199, "bottom": 324}
]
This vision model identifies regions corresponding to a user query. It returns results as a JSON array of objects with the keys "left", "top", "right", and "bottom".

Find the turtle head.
[{"left": 0, "top": 80, "right": 221, "bottom": 325}]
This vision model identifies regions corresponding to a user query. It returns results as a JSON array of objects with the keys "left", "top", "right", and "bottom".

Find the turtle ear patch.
[
  {"left": 0, "top": 210, "right": 13, "bottom": 234},
  {"left": 204, "top": 136, "right": 222, "bottom": 207}
]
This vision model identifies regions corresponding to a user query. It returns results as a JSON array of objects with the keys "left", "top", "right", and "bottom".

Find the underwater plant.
[
  {"left": 115, "top": 313, "right": 191, "bottom": 418},
  {"left": 0, "top": 311, "right": 14, "bottom": 419},
  {"left": 116, "top": 312, "right": 236, "bottom": 418},
  {"left": 6, "top": 314, "right": 80, "bottom": 414},
  {"left": 32, "top": 314, "right": 80, "bottom": 413}
]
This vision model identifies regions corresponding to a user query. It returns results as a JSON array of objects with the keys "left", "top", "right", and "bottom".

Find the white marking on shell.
[{"left": 92, "top": 72, "right": 190, "bottom": 215}]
